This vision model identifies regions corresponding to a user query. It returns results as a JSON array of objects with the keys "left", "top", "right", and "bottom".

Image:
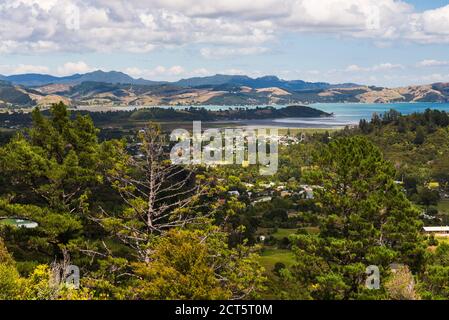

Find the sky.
[{"left": 1, "top": 0, "right": 449, "bottom": 87}]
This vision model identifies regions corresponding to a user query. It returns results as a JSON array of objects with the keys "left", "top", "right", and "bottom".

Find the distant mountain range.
[
  {"left": 173, "top": 74, "right": 348, "bottom": 91},
  {"left": 0, "top": 70, "right": 352, "bottom": 90},
  {"left": 0, "top": 70, "right": 162, "bottom": 87},
  {"left": 0, "top": 70, "right": 449, "bottom": 108}
]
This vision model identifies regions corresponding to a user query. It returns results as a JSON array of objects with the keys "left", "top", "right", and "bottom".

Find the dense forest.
[
  {"left": 0, "top": 105, "right": 329, "bottom": 127},
  {"left": 1, "top": 103, "right": 449, "bottom": 300}
]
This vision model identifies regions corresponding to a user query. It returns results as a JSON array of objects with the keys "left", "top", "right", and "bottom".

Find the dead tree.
[{"left": 95, "top": 123, "right": 207, "bottom": 262}]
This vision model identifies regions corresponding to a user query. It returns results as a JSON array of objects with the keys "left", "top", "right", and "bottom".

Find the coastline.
[{"left": 211, "top": 118, "right": 350, "bottom": 129}]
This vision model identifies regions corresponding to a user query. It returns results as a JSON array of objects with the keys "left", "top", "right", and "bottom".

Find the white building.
[{"left": 423, "top": 226, "right": 449, "bottom": 235}]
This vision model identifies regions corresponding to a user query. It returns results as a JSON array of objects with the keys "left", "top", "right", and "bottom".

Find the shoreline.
[{"left": 211, "top": 118, "right": 355, "bottom": 129}]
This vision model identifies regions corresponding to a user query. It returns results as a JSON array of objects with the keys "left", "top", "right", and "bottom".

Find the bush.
[
  {"left": 273, "top": 262, "right": 286, "bottom": 276},
  {"left": 428, "top": 235, "right": 439, "bottom": 246}
]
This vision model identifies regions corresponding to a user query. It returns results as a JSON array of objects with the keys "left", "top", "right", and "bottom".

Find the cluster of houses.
[
  {"left": 227, "top": 181, "right": 317, "bottom": 206},
  {"left": 229, "top": 178, "right": 449, "bottom": 241},
  {"left": 277, "top": 134, "right": 302, "bottom": 146}
]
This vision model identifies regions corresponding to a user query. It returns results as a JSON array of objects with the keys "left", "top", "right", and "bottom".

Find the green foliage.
[
  {"left": 418, "top": 244, "right": 449, "bottom": 299},
  {"left": 0, "top": 104, "right": 266, "bottom": 300},
  {"left": 1, "top": 103, "right": 445, "bottom": 300},
  {"left": 415, "top": 187, "right": 440, "bottom": 207},
  {"left": 414, "top": 126, "right": 426, "bottom": 145},
  {"left": 0, "top": 199, "right": 83, "bottom": 258},
  {"left": 0, "top": 263, "right": 23, "bottom": 299},
  {"left": 289, "top": 136, "right": 424, "bottom": 299},
  {"left": 0, "top": 237, "right": 23, "bottom": 299},
  {"left": 0, "top": 237, "right": 13, "bottom": 265},
  {"left": 0, "top": 237, "right": 92, "bottom": 300},
  {"left": 128, "top": 228, "right": 265, "bottom": 300},
  {"left": 273, "top": 262, "right": 286, "bottom": 276},
  {"left": 0, "top": 103, "right": 106, "bottom": 212}
]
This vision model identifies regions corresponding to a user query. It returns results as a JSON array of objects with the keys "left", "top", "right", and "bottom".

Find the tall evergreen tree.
[{"left": 289, "top": 136, "right": 425, "bottom": 299}]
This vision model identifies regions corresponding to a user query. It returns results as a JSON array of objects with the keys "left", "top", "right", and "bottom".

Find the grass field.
[
  {"left": 302, "top": 226, "right": 320, "bottom": 234},
  {"left": 277, "top": 128, "right": 340, "bottom": 135},
  {"left": 436, "top": 236, "right": 449, "bottom": 245},
  {"left": 271, "top": 228, "right": 297, "bottom": 240},
  {"left": 258, "top": 248, "right": 296, "bottom": 272},
  {"left": 438, "top": 200, "right": 449, "bottom": 214},
  {"left": 0, "top": 218, "right": 17, "bottom": 225}
]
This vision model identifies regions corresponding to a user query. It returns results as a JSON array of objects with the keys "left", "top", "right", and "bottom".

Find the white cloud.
[
  {"left": 344, "top": 62, "right": 403, "bottom": 72},
  {"left": 419, "top": 73, "right": 448, "bottom": 83},
  {"left": 345, "top": 65, "right": 366, "bottom": 72},
  {"left": 200, "top": 46, "right": 269, "bottom": 59},
  {"left": 148, "top": 0, "right": 288, "bottom": 20},
  {"left": 124, "top": 66, "right": 216, "bottom": 81},
  {"left": 372, "top": 63, "right": 404, "bottom": 71},
  {"left": 220, "top": 68, "right": 264, "bottom": 78},
  {"left": 1, "top": 0, "right": 448, "bottom": 56},
  {"left": 124, "top": 65, "right": 186, "bottom": 80},
  {"left": 279, "top": 0, "right": 411, "bottom": 37},
  {"left": 417, "top": 59, "right": 449, "bottom": 67},
  {"left": 221, "top": 68, "right": 247, "bottom": 75},
  {"left": 56, "top": 61, "right": 94, "bottom": 76},
  {"left": 16, "top": 0, "right": 58, "bottom": 11},
  {"left": 404, "top": 5, "right": 449, "bottom": 44},
  {"left": 0, "top": 0, "right": 275, "bottom": 54},
  {"left": 190, "top": 68, "right": 211, "bottom": 77},
  {"left": 0, "top": 64, "right": 50, "bottom": 75},
  {"left": 167, "top": 65, "right": 185, "bottom": 76},
  {"left": 123, "top": 67, "right": 144, "bottom": 78}
]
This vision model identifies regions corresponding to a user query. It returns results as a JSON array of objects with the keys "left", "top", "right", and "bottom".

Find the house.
[
  {"left": 243, "top": 183, "right": 254, "bottom": 189},
  {"left": 299, "top": 185, "right": 315, "bottom": 200},
  {"left": 276, "top": 185, "right": 286, "bottom": 191},
  {"left": 280, "top": 191, "right": 292, "bottom": 198},
  {"left": 260, "top": 182, "right": 275, "bottom": 189},
  {"left": 423, "top": 226, "right": 449, "bottom": 236},
  {"left": 299, "top": 184, "right": 324, "bottom": 200},
  {"left": 287, "top": 210, "right": 299, "bottom": 218},
  {"left": 252, "top": 196, "right": 272, "bottom": 205}
]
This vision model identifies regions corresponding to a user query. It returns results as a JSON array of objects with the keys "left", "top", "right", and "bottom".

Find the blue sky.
[{"left": 1, "top": 0, "right": 449, "bottom": 87}]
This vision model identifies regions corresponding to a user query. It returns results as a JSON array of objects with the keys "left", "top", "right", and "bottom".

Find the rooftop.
[{"left": 423, "top": 226, "right": 449, "bottom": 232}]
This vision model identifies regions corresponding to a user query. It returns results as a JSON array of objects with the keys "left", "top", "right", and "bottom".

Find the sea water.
[{"left": 74, "top": 102, "right": 449, "bottom": 128}]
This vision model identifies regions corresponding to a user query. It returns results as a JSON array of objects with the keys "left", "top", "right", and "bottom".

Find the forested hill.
[
  {"left": 0, "top": 105, "right": 331, "bottom": 128},
  {"left": 124, "top": 105, "right": 331, "bottom": 121},
  {"left": 350, "top": 108, "right": 449, "bottom": 187},
  {"left": 0, "top": 81, "right": 36, "bottom": 106}
]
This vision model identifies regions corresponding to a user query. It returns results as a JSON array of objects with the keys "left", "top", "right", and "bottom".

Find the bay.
[{"left": 73, "top": 102, "right": 449, "bottom": 128}]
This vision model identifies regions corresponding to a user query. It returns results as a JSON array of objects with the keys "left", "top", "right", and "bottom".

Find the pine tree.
[
  {"left": 290, "top": 136, "right": 425, "bottom": 299},
  {"left": 413, "top": 126, "right": 425, "bottom": 145}
]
